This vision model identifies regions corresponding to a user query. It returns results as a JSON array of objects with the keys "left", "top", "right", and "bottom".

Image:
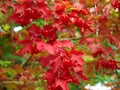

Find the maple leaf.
[
  {"left": 50, "top": 55, "right": 63, "bottom": 74},
  {"left": 79, "top": 37, "right": 100, "bottom": 53},
  {"left": 88, "top": 43, "right": 100, "bottom": 53},
  {"left": 55, "top": 4, "right": 66, "bottom": 14},
  {"left": 70, "top": 49, "right": 84, "bottom": 56},
  {"left": 73, "top": 18, "right": 93, "bottom": 34},
  {"left": 42, "top": 48, "right": 85, "bottom": 90},
  {"left": 55, "top": 78, "right": 69, "bottom": 90},
  {"left": 70, "top": 49, "right": 84, "bottom": 67},
  {"left": 54, "top": 40, "right": 74, "bottom": 49},
  {"left": 19, "top": 39, "right": 33, "bottom": 55},
  {"left": 79, "top": 8, "right": 90, "bottom": 15},
  {"left": 45, "top": 70, "right": 57, "bottom": 86},
  {"left": 27, "top": 24, "right": 41, "bottom": 39},
  {"left": 93, "top": 49, "right": 103, "bottom": 57},
  {"left": 75, "top": 71, "right": 88, "bottom": 80},
  {"left": 8, "top": 0, "right": 50, "bottom": 26},
  {"left": 0, "top": 4, "right": 7, "bottom": 14},
  {"left": 107, "top": 35, "right": 116, "bottom": 45},
  {"left": 98, "top": 16, "right": 108, "bottom": 23},
  {"left": 52, "top": 18, "right": 64, "bottom": 31},
  {"left": 39, "top": 55, "right": 57, "bottom": 67},
  {"left": 44, "top": 44, "right": 55, "bottom": 55},
  {"left": 105, "top": 60, "right": 120, "bottom": 69},
  {"left": 39, "top": 54, "right": 65, "bottom": 89},
  {"left": 34, "top": 40, "right": 44, "bottom": 51},
  {"left": 96, "top": 58, "right": 120, "bottom": 70},
  {"left": 38, "top": 46, "right": 87, "bottom": 90},
  {"left": 41, "top": 25, "right": 57, "bottom": 43},
  {"left": 102, "top": 47, "right": 115, "bottom": 58},
  {"left": 36, "top": 0, "right": 51, "bottom": 16},
  {"left": 72, "top": 58, "right": 84, "bottom": 68},
  {"left": 43, "top": 55, "right": 65, "bottom": 89},
  {"left": 69, "top": 49, "right": 88, "bottom": 81},
  {"left": 34, "top": 40, "right": 55, "bottom": 54},
  {"left": 59, "top": 15, "right": 71, "bottom": 26}
]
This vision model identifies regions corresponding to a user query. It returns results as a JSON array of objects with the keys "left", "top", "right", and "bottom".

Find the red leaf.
[
  {"left": 96, "top": 58, "right": 120, "bottom": 70},
  {"left": 1, "top": 4, "right": 7, "bottom": 14},
  {"left": 96, "top": 58, "right": 104, "bottom": 69},
  {"left": 34, "top": 40, "right": 55, "bottom": 54},
  {"left": 51, "top": 56, "right": 63, "bottom": 73},
  {"left": 70, "top": 49, "right": 84, "bottom": 66},
  {"left": 103, "top": 47, "right": 115, "bottom": 58},
  {"left": 59, "top": 15, "right": 71, "bottom": 26},
  {"left": 79, "top": 8, "right": 90, "bottom": 15},
  {"left": 19, "top": 39, "right": 33, "bottom": 54},
  {"left": 42, "top": 25, "right": 57, "bottom": 43},
  {"left": 54, "top": 40, "right": 74, "bottom": 49},
  {"left": 55, "top": 4, "right": 66, "bottom": 14},
  {"left": 55, "top": 78, "right": 69, "bottom": 90},
  {"left": 44, "top": 44, "right": 55, "bottom": 55},
  {"left": 39, "top": 55, "right": 57, "bottom": 67},
  {"left": 75, "top": 71, "right": 88, "bottom": 80},
  {"left": 88, "top": 43, "right": 100, "bottom": 53},
  {"left": 8, "top": 0, "right": 50, "bottom": 26},
  {"left": 70, "top": 49, "right": 84, "bottom": 56},
  {"left": 63, "top": 59, "right": 73, "bottom": 68},
  {"left": 93, "top": 49, "right": 103, "bottom": 57},
  {"left": 98, "top": 16, "right": 108, "bottom": 23},
  {"left": 45, "top": 70, "right": 57, "bottom": 86},
  {"left": 28, "top": 24, "right": 41, "bottom": 38},
  {"left": 73, "top": 2, "right": 85, "bottom": 10},
  {"left": 34, "top": 40, "right": 44, "bottom": 51}
]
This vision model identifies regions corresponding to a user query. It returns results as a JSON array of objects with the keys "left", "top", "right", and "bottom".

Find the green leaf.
[
  {"left": 83, "top": 55, "right": 95, "bottom": 62},
  {"left": 0, "top": 36, "right": 9, "bottom": 45},
  {"left": 110, "top": 10, "right": 119, "bottom": 18},
  {"left": 116, "top": 54, "right": 120, "bottom": 61},
  {"left": 3, "top": 24, "right": 11, "bottom": 31},
  {"left": 35, "top": 87, "right": 43, "bottom": 90},
  {"left": 34, "top": 19, "right": 46, "bottom": 28},
  {"left": 0, "top": 60, "right": 11, "bottom": 67},
  {"left": 103, "top": 41, "right": 118, "bottom": 52},
  {"left": 110, "top": 45, "right": 118, "bottom": 52},
  {"left": 0, "top": 12, "right": 6, "bottom": 22},
  {"left": 5, "top": 69, "right": 17, "bottom": 80},
  {"left": 69, "top": 83, "right": 81, "bottom": 90},
  {"left": 2, "top": 53, "right": 24, "bottom": 64}
]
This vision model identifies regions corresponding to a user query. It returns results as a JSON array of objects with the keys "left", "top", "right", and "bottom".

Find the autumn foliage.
[{"left": 0, "top": 0, "right": 120, "bottom": 90}]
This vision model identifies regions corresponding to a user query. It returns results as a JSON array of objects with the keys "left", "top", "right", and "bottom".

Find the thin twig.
[
  {"left": 2, "top": 81, "right": 23, "bottom": 85},
  {"left": 20, "top": 55, "right": 32, "bottom": 67}
]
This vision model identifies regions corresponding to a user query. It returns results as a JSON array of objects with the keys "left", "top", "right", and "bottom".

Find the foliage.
[{"left": 0, "top": 0, "right": 120, "bottom": 90}]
